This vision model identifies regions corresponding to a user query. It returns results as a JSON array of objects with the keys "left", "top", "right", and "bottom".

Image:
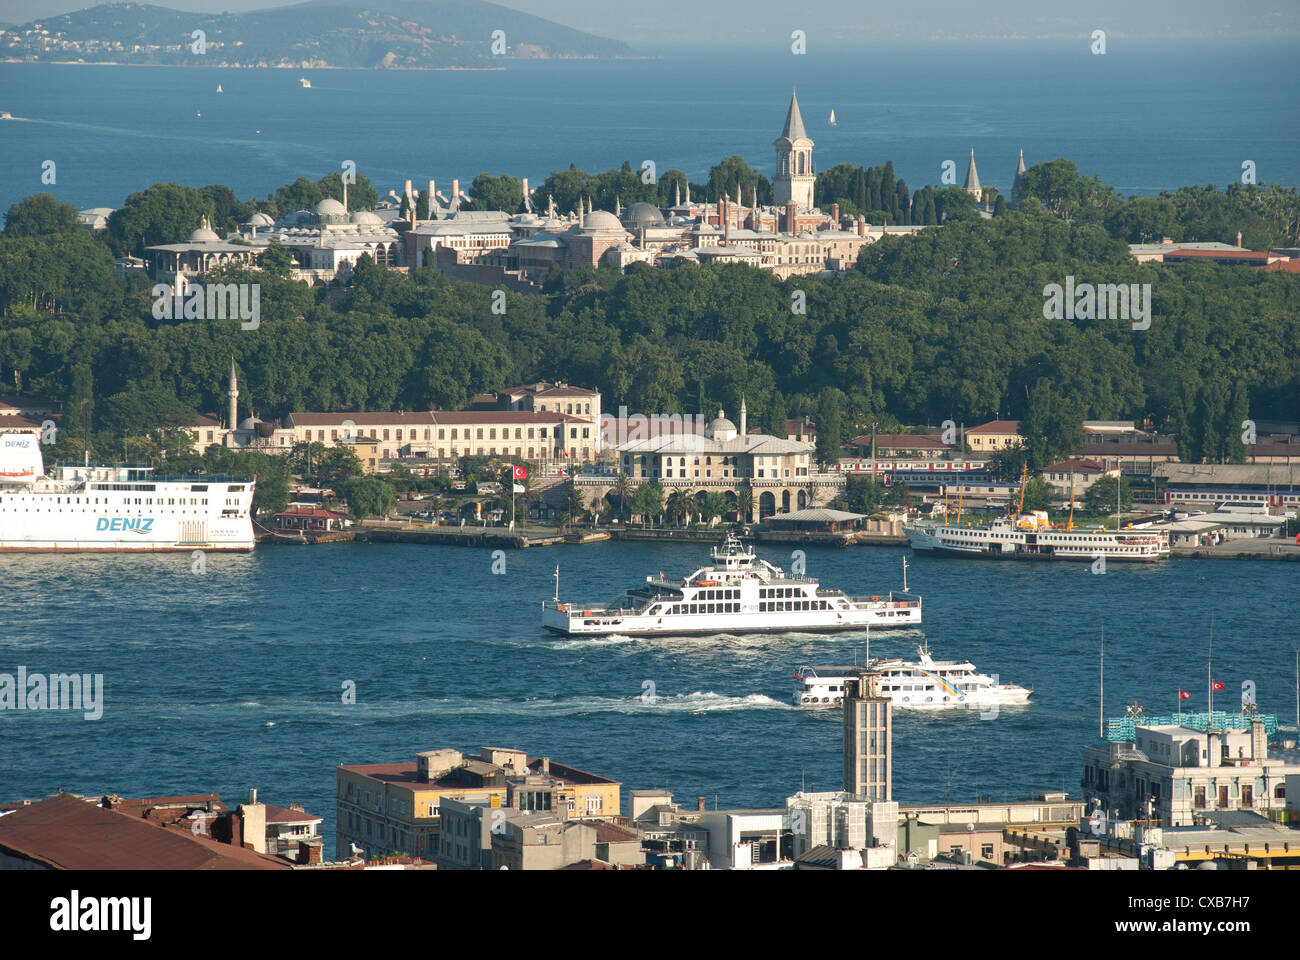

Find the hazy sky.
[{"left": 5, "top": 0, "right": 1298, "bottom": 45}]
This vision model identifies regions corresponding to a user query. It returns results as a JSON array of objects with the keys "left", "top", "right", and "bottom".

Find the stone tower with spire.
[
  {"left": 773, "top": 89, "right": 815, "bottom": 212},
  {"left": 964, "top": 148, "right": 982, "bottom": 202},
  {"left": 1010, "top": 148, "right": 1027, "bottom": 207}
]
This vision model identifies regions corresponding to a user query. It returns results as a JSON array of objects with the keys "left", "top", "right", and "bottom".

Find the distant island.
[{"left": 0, "top": 0, "right": 637, "bottom": 68}]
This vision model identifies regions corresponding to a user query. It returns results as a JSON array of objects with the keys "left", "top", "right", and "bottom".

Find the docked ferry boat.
[
  {"left": 905, "top": 511, "right": 1169, "bottom": 561},
  {"left": 0, "top": 432, "right": 255, "bottom": 552},
  {"left": 793, "top": 642, "right": 1032, "bottom": 710},
  {"left": 541, "top": 534, "right": 921, "bottom": 637}
]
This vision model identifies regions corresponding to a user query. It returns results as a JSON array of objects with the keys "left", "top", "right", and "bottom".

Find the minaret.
[
  {"left": 964, "top": 148, "right": 982, "bottom": 202},
  {"left": 674, "top": 181, "right": 681, "bottom": 207},
  {"left": 228, "top": 357, "right": 239, "bottom": 432},
  {"left": 615, "top": 195, "right": 621, "bottom": 216},
  {"left": 578, "top": 198, "right": 585, "bottom": 228},
  {"left": 739, "top": 396, "right": 747, "bottom": 436},
  {"left": 773, "top": 88, "right": 815, "bottom": 211},
  {"left": 1010, "top": 148, "right": 1026, "bottom": 207}
]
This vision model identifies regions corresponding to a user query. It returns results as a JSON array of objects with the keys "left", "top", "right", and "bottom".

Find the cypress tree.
[
  {"left": 896, "top": 179, "right": 910, "bottom": 224},
  {"left": 881, "top": 161, "right": 897, "bottom": 218},
  {"left": 866, "top": 168, "right": 880, "bottom": 215},
  {"left": 853, "top": 167, "right": 867, "bottom": 211}
]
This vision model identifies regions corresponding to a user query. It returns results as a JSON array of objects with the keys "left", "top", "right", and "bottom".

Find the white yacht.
[
  {"left": 906, "top": 511, "right": 1169, "bottom": 561},
  {"left": 793, "top": 641, "right": 1032, "bottom": 709},
  {"left": 541, "top": 534, "right": 920, "bottom": 637},
  {"left": 299, "top": 77, "right": 312, "bottom": 88},
  {"left": 0, "top": 432, "right": 255, "bottom": 552}
]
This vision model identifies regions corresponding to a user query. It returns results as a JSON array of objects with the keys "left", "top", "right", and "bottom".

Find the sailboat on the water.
[
  {"left": 216, "top": 84, "right": 223, "bottom": 93},
  {"left": 828, "top": 108, "right": 837, "bottom": 126}
]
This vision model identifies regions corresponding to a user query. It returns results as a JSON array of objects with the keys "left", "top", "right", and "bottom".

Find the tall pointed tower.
[
  {"left": 773, "top": 89, "right": 815, "bottom": 212},
  {"left": 1010, "top": 148, "right": 1027, "bottom": 207},
  {"left": 228, "top": 357, "right": 239, "bottom": 432},
  {"left": 964, "top": 148, "right": 982, "bottom": 202}
]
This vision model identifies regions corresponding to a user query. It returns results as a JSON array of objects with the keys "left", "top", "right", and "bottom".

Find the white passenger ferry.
[
  {"left": 905, "top": 511, "right": 1169, "bottom": 561},
  {"left": 0, "top": 432, "right": 255, "bottom": 552},
  {"left": 792, "top": 641, "right": 1032, "bottom": 709},
  {"left": 541, "top": 534, "right": 921, "bottom": 637}
]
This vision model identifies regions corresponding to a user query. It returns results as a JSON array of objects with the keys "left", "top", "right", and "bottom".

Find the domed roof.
[
  {"left": 238, "top": 416, "right": 262, "bottom": 431},
  {"left": 314, "top": 197, "right": 347, "bottom": 222},
  {"left": 581, "top": 210, "right": 627, "bottom": 234},
  {"left": 249, "top": 212, "right": 275, "bottom": 227},
  {"left": 188, "top": 216, "right": 220, "bottom": 243},
  {"left": 706, "top": 411, "right": 737, "bottom": 439},
  {"left": 350, "top": 209, "right": 383, "bottom": 225},
  {"left": 623, "top": 201, "right": 665, "bottom": 227}
]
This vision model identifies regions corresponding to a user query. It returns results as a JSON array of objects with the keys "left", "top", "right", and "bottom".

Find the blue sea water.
[
  {"left": 1, "top": 40, "right": 1297, "bottom": 216},
  {"left": 1, "top": 540, "right": 1295, "bottom": 854}
]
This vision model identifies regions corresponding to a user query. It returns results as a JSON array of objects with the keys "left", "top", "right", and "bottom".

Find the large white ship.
[
  {"left": 905, "top": 511, "right": 1169, "bottom": 561},
  {"left": 793, "top": 641, "right": 1032, "bottom": 710},
  {"left": 541, "top": 534, "right": 920, "bottom": 637},
  {"left": 0, "top": 432, "right": 255, "bottom": 552}
]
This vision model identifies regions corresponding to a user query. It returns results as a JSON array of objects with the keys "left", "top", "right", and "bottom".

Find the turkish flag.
[
  {"left": 513, "top": 465, "right": 527, "bottom": 480},
  {"left": 1178, "top": 690, "right": 1191, "bottom": 699},
  {"left": 1212, "top": 681, "right": 1225, "bottom": 691}
]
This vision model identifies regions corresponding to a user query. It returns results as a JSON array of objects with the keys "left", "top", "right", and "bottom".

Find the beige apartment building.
[
  {"left": 966, "top": 419, "right": 1023, "bottom": 452},
  {"left": 336, "top": 746, "right": 620, "bottom": 861}
]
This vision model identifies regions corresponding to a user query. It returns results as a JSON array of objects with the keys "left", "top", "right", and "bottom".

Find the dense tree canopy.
[{"left": 3, "top": 162, "right": 1297, "bottom": 471}]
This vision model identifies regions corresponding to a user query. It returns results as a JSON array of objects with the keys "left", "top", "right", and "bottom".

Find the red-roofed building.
[
  {"left": 966, "top": 420, "right": 1022, "bottom": 452},
  {"left": 0, "top": 794, "right": 290, "bottom": 870},
  {"left": 272, "top": 505, "right": 349, "bottom": 532},
  {"left": 848, "top": 433, "right": 950, "bottom": 457},
  {"left": 0, "top": 414, "right": 43, "bottom": 437},
  {"left": 1163, "top": 248, "right": 1282, "bottom": 267}
]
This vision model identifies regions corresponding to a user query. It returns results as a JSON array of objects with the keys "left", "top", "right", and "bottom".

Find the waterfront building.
[
  {"left": 0, "top": 414, "right": 42, "bottom": 437},
  {"left": 1154, "top": 462, "right": 1300, "bottom": 509},
  {"left": 335, "top": 746, "right": 620, "bottom": 861},
  {"left": 1081, "top": 714, "right": 1300, "bottom": 826},
  {"left": 762, "top": 507, "right": 865, "bottom": 534},
  {"left": 615, "top": 406, "right": 817, "bottom": 521},
  {"left": 271, "top": 504, "right": 349, "bottom": 533}
]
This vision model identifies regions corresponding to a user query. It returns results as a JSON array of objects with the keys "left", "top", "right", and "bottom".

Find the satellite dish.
[{"left": 966, "top": 821, "right": 975, "bottom": 832}]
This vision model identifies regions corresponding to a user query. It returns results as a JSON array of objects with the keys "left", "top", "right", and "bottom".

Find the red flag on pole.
[
  {"left": 513, "top": 465, "right": 527, "bottom": 480},
  {"left": 1212, "top": 681, "right": 1225, "bottom": 691},
  {"left": 1178, "top": 690, "right": 1191, "bottom": 700}
]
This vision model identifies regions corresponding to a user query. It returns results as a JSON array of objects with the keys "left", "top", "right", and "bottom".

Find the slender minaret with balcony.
[
  {"left": 773, "top": 89, "right": 815, "bottom": 212},
  {"left": 228, "top": 357, "right": 239, "bottom": 432}
]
